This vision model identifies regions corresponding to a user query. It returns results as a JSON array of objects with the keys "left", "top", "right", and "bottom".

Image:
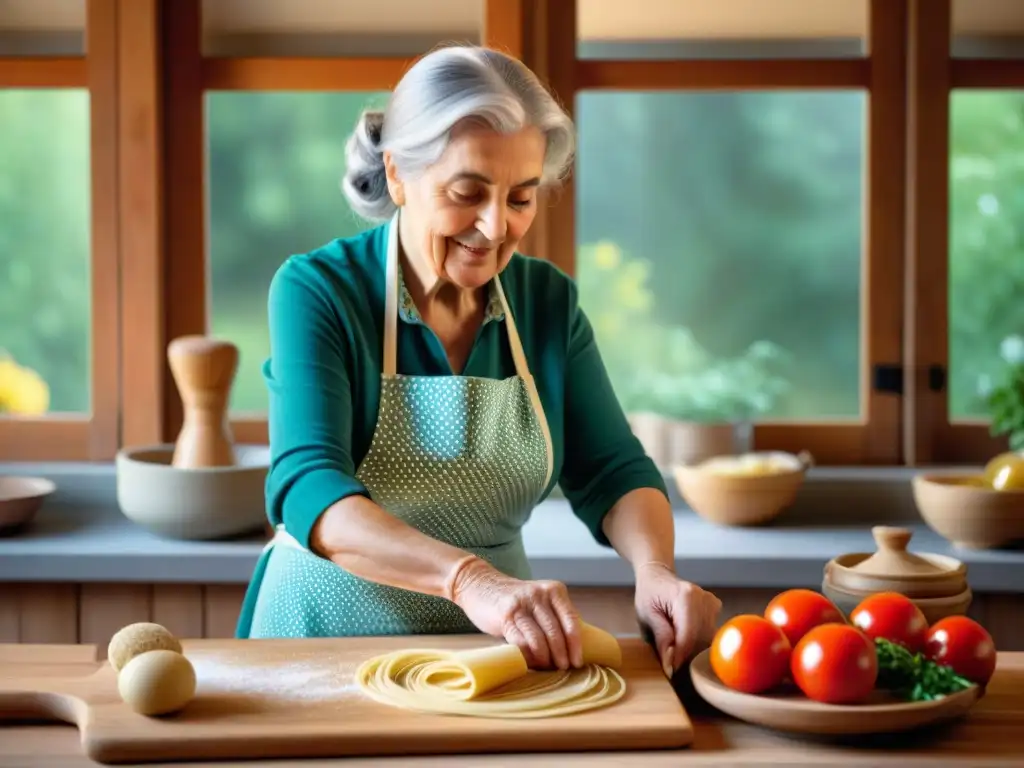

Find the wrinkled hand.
[
  {"left": 446, "top": 555, "right": 584, "bottom": 670},
  {"left": 634, "top": 563, "right": 722, "bottom": 677}
]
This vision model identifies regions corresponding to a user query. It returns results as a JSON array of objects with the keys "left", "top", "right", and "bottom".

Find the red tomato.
[
  {"left": 924, "top": 616, "right": 997, "bottom": 686},
  {"left": 791, "top": 623, "right": 878, "bottom": 704},
  {"left": 710, "top": 614, "right": 792, "bottom": 694},
  {"left": 764, "top": 589, "right": 845, "bottom": 646},
  {"left": 850, "top": 592, "right": 929, "bottom": 653}
]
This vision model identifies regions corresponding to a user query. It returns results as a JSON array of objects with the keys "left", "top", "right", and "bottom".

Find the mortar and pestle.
[{"left": 116, "top": 336, "right": 269, "bottom": 540}]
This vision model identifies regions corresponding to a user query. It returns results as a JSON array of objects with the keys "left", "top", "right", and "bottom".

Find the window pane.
[
  {"left": 576, "top": 91, "right": 865, "bottom": 422},
  {"left": 0, "top": 89, "right": 90, "bottom": 415},
  {"left": 953, "top": 0, "right": 1024, "bottom": 59},
  {"left": 0, "top": 0, "right": 85, "bottom": 56},
  {"left": 206, "top": 91, "right": 388, "bottom": 414},
  {"left": 949, "top": 90, "right": 1024, "bottom": 420},
  {"left": 577, "top": 0, "right": 866, "bottom": 60},
  {"left": 201, "top": 0, "right": 480, "bottom": 56}
]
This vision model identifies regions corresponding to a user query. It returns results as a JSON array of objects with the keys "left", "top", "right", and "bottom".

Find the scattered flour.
[{"left": 188, "top": 651, "right": 359, "bottom": 703}]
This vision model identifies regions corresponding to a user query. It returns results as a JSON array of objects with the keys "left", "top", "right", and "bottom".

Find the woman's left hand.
[{"left": 634, "top": 562, "right": 722, "bottom": 677}]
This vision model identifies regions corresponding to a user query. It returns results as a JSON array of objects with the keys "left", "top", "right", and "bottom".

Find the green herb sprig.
[{"left": 874, "top": 638, "right": 973, "bottom": 702}]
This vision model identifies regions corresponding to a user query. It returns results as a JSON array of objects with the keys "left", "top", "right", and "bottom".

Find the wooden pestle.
[{"left": 167, "top": 336, "right": 239, "bottom": 469}]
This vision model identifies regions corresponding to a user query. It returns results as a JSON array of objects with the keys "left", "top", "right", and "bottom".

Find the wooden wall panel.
[
  {"left": 0, "top": 592, "right": 18, "bottom": 643},
  {"left": 202, "top": 585, "right": 247, "bottom": 639},
  {"left": 79, "top": 585, "right": 153, "bottom": 658},
  {"left": 152, "top": 585, "right": 205, "bottom": 640},
  {"left": 0, "top": 583, "right": 1020, "bottom": 650},
  {"left": 17, "top": 584, "right": 78, "bottom": 645}
]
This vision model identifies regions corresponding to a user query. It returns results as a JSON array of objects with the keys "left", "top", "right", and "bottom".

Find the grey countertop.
[{"left": 1, "top": 462, "right": 1023, "bottom": 591}]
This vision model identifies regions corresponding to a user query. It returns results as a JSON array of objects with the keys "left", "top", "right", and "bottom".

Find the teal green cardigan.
[{"left": 235, "top": 222, "right": 667, "bottom": 637}]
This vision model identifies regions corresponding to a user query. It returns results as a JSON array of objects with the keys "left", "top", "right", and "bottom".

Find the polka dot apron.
[{"left": 247, "top": 211, "right": 554, "bottom": 638}]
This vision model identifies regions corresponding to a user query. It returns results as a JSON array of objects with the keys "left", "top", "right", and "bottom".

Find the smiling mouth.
[{"left": 454, "top": 242, "right": 492, "bottom": 257}]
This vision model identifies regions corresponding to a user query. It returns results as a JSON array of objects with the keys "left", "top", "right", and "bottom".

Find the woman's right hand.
[{"left": 446, "top": 555, "right": 584, "bottom": 671}]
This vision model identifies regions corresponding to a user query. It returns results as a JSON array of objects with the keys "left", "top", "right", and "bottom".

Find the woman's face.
[{"left": 385, "top": 122, "right": 546, "bottom": 291}]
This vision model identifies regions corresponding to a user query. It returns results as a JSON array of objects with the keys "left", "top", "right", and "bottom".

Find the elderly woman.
[{"left": 236, "top": 44, "right": 721, "bottom": 677}]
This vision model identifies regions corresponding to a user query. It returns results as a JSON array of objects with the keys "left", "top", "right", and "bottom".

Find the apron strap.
[
  {"left": 383, "top": 211, "right": 401, "bottom": 377},
  {"left": 494, "top": 276, "right": 554, "bottom": 491}
]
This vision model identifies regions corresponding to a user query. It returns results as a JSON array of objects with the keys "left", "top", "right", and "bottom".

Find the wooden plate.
[
  {"left": 689, "top": 648, "right": 981, "bottom": 735},
  {"left": 0, "top": 476, "right": 55, "bottom": 533}
]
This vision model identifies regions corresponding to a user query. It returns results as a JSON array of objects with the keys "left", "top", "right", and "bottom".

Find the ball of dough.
[
  {"left": 118, "top": 649, "right": 196, "bottom": 716},
  {"left": 108, "top": 622, "right": 182, "bottom": 673}
]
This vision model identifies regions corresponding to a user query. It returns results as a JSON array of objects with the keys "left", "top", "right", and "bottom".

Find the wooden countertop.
[{"left": 2, "top": 644, "right": 1022, "bottom": 767}]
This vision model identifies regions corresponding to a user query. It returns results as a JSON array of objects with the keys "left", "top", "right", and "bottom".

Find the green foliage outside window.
[{"left": 2, "top": 89, "right": 1023, "bottom": 432}]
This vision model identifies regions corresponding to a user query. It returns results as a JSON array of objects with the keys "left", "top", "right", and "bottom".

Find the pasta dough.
[{"left": 354, "top": 622, "right": 627, "bottom": 718}]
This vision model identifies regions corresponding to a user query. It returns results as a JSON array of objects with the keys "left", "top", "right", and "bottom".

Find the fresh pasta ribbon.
[{"left": 354, "top": 622, "right": 627, "bottom": 718}]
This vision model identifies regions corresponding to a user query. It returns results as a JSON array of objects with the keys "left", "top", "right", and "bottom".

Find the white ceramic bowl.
[{"left": 116, "top": 444, "right": 269, "bottom": 540}]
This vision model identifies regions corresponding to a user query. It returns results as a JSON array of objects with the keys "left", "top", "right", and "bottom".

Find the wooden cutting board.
[{"left": 0, "top": 634, "right": 693, "bottom": 764}]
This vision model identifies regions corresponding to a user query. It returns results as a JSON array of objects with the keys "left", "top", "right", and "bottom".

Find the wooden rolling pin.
[{"left": 167, "top": 336, "right": 239, "bottom": 469}]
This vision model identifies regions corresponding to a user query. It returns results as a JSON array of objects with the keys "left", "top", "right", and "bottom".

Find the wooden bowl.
[
  {"left": 912, "top": 473, "right": 1024, "bottom": 550},
  {"left": 821, "top": 578, "right": 973, "bottom": 625},
  {"left": 689, "top": 648, "right": 980, "bottom": 736},
  {"left": 672, "top": 452, "right": 808, "bottom": 527},
  {"left": 0, "top": 475, "right": 56, "bottom": 533}
]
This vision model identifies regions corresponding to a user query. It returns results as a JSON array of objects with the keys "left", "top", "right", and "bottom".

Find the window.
[
  {"left": 576, "top": 90, "right": 866, "bottom": 424},
  {"left": 569, "top": 0, "right": 899, "bottom": 464},
  {"left": 952, "top": 0, "right": 1024, "bottom": 58},
  {"left": 5, "top": 0, "right": 1024, "bottom": 467},
  {"left": 948, "top": 90, "right": 1024, "bottom": 422},
  {"left": 206, "top": 91, "right": 389, "bottom": 413},
  {"left": 898, "top": 0, "right": 1024, "bottom": 463},
  {"left": 0, "top": 0, "right": 86, "bottom": 55},
  {"left": 0, "top": 0, "right": 117, "bottom": 461},
  {"left": 0, "top": 89, "right": 91, "bottom": 414},
  {"left": 946, "top": 1, "right": 1024, "bottom": 440},
  {"left": 201, "top": 0, "right": 480, "bottom": 57},
  {"left": 158, "top": 0, "right": 486, "bottom": 444},
  {"left": 577, "top": 0, "right": 867, "bottom": 59}
]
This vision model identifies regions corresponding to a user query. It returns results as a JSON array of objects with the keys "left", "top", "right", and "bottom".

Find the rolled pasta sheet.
[
  {"left": 580, "top": 622, "right": 622, "bottom": 669},
  {"left": 353, "top": 623, "right": 627, "bottom": 719},
  {"left": 416, "top": 645, "right": 530, "bottom": 698}
]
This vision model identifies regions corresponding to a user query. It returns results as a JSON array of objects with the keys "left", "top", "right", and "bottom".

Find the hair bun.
[{"left": 341, "top": 109, "right": 396, "bottom": 221}]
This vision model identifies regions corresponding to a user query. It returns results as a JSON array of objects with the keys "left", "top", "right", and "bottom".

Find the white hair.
[{"left": 341, "top": 45, "right": 576, "bottom": 222}]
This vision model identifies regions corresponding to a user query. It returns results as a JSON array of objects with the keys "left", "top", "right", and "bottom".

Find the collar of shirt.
[{"left": 396, "top": 265, "right": 506, "bottom": 326}]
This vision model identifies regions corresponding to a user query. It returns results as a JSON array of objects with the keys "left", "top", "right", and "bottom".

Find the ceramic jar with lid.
[{"left": 822, "top": 525, "right": 972, "bottom": 624}]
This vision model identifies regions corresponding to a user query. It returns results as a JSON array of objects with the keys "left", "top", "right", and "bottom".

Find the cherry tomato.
[
  {"left": 850, "top": 592, "right": 929, "bottom": 653},
  {"left": 924, "top": 616, "right": 997, "bottom": 686},
  {"left": 791, "top": 623, "right": 878, "bottom": 704},
  {"left": 710, "top": 614, "right": 791, "bottom": 694},
  {"left": 764, "top": 589, "right": 845, "bottom": 646}
]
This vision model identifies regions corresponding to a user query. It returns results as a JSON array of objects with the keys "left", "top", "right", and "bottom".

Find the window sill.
[{"left": 1, "top": 461, "right": 1021, "bottom": 592}]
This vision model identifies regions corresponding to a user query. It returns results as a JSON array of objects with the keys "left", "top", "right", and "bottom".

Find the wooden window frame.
[
  {"left": 156, "top": 0, "right": 906, "bottom": 466},
  {"left": 5, "top": 0, "right": 1023, "bottom": 467},
  {"left": 0, "top": 0, "right": 119, "bottom": 461},
  {"left": 159, "top": 0, "right": 534, "bottom": 449},
  {"left": 563, "top": 0, "right": 907, "bottom": 465},
  {"left": 904, "top": 0, "right": 1024, "bottom": 464}
]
